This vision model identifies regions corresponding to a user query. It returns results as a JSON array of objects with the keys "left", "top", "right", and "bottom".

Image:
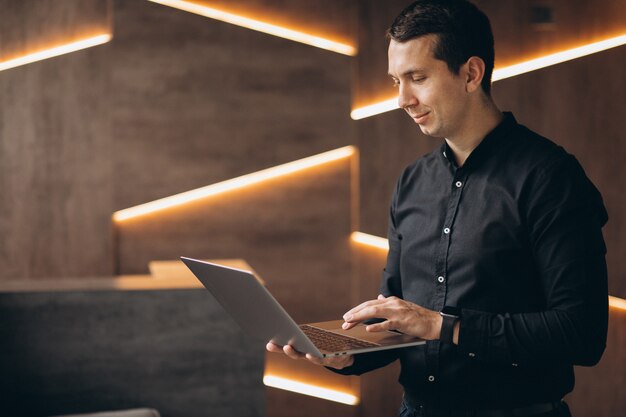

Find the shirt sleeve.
[
  {"left": 327, "top": 184, "right": 404, "bottom": 375},
  {"left": 456, "top": 153, "right": 609, "bottom": 367}
]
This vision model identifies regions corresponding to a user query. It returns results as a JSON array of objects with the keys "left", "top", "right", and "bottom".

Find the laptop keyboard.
[{"left": 300, "top": 324, "right": 380, "bottom": 352}]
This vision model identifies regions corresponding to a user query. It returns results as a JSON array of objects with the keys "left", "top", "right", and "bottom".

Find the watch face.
[{"left": 441, "top": 306, "right": 462, "bottom": 317}]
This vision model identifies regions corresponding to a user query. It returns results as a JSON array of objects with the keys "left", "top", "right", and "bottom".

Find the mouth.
[{"left": 410, "top": 112, "right": 429, "bottom": 124}]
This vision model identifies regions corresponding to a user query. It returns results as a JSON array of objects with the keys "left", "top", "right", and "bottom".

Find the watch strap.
[{"left": 440, "top": 312, "right": 458, "bottom": 344}]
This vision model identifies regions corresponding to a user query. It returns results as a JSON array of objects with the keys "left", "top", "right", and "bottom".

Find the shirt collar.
[{"left": 441, "top": 112, "right": 517, "bottom": 171}]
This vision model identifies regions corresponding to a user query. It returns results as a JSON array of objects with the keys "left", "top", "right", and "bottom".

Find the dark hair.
[{"left": 387, "top": 0, "right": 495, "bottom": 95}]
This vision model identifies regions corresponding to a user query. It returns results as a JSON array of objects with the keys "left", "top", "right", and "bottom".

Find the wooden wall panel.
[
  {"left": 0, "top": 0, "right": 111, "bottom": 62},
  {"left": 498, "top": 0, "right": 626, "bottom": 64},
  {"left": 0, "top": 0, "right": 354, "bottom": 280},
  {"left": 0, "top": 18, "right": 114, "bottom": 279},
  {"left": 116, "top": 158, "right": 353, "bottom": 321},
  {"left": 108, "top": 0, "right": 354, "bottom": 211}
]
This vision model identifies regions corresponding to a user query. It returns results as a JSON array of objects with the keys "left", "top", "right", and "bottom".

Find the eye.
[
  {"left": 391, "top": 79, "right": 400, "bottom": 88},
  {"left": 412, "top": 77, "right": 427, "bottom": 83}
]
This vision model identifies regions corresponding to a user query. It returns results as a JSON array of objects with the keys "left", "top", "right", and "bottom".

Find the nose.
[{"left": 397, "top": 82, "right": 418, "bottom": 109}]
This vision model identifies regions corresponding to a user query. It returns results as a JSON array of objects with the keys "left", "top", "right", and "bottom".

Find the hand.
[
  {"left": 342, "top": 294, "right": 442, "bottom": 340},
  {"left": 266, "top": 342, "right": 355, "bottom": 370}
]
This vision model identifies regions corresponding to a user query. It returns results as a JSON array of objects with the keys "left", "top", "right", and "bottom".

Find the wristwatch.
[{"left": 439, "top": 306, "right": 462, "bottom": 344}]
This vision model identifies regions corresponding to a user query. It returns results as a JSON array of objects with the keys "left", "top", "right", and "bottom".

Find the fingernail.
[{"left": 342, "top": 322, "right": 349, "bottom": 329}]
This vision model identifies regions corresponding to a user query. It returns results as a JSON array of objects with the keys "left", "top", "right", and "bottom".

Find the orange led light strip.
[
  {"left": 147, "top": 0, "right": 356, "bottom": 56},
  {"left": 354, "top": 231, "right": 626, "bottom": 310},
  {"left": 350, "top": 33, "right": 626, "bottom": 120},
  {"left": 113, "top": 146, "right": 355, "bottom": 222},
  {"left": 263, "top": 375, "right": 359, "bottom": 405},
  {"left": 609, "top": 295, "right": 626, "bottom": 311},
  {"left": 0, "top": 34, "right": 112, "bottom": 72},
  {"left": 351, "top": 231, "right": 389, "bottom": 250},
  {"left": 491, "top": 33, "right": 626, "bottom": 81}
]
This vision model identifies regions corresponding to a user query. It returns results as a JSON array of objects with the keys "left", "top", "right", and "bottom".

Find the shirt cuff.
[
  {"left": 456, "top": 308, "right": 514, "bottom": 365},
  {"left": 457, "top": 308, "right": 486, "bottom": 357}
]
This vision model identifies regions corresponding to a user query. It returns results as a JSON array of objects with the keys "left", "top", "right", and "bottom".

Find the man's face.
[{"left": 388, "top": 35, "right": 469, "bottom": 139}]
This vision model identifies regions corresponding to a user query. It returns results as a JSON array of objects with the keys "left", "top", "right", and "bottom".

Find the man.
[{"left": 267, "top": 1, "right": 609, "bottom": 416}]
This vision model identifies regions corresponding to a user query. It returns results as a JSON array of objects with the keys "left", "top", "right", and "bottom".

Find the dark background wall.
[
  {"left": 0, "top": 0, "right": 624, "bottom": 416},
  {"left": 0, "top": 285, "right": 265, "bottom": 417}
]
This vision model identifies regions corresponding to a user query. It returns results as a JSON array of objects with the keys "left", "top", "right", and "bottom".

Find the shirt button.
[
  {"left": 428, "top": 375, "right": 435, "bottom": 382},
  {"left": 437, "top": 276, "right": 445, "bottom": 283},
  {"left": 469, "top": 352, "right": 476, "bottom": 358},
  {"left": 443, "top": 227, "right": 450, "bottom": 234},
  {"left": 455, "top": 181, "right": 463, "bottom": 188}
]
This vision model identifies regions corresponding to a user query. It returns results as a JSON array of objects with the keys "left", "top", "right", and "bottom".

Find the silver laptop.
[{"left": 181, "top": 257, "right": 425, "bottom": 358}]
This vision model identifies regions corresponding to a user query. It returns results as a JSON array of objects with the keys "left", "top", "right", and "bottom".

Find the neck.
[{"left": 445, "top": 98, "right": 502, "bottom": 167}]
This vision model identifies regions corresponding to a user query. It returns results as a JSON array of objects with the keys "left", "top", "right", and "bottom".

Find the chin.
[
  {"left": 418, "top": 125, "right": 436, "bottom": 137},
  {"left": 418, "top": 122, "right": 445, "bottom": 138}
]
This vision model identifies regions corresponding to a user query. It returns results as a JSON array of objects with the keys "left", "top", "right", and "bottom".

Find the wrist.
[{"left": 432, "top": 313, "right": 444, "bottom": 340}]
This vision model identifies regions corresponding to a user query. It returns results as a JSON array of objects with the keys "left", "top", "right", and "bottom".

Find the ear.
[{"left": 464, "top": 56, "right": 485, "bottom": 93}]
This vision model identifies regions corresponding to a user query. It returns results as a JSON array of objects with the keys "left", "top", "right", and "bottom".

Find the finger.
[
  {"left": 346, "top": 303, "right": 393, "bottom": 324},
  {"left": 365, "top": 320, "right": 395, "bottom": 333},
  {"left": 305, "top": 353, "right": 325, "bottom": 365},
  {"left": 266, "top": 342, "right": 283, "bottom": 353},
  {"left": 342, "top": 320, "right": 358, "bottom": 330},
  {"left": 283, "top": 344, "right": 306, "bottom": 360},
  {"left": 378, "top": 294, "right": 386, "bottom": 300},
  {"left": 343, "top": 298, "right": 386, "bottom": 320}
]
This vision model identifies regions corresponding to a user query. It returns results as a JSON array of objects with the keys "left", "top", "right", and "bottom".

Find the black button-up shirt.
[{"left": 335, "top": 113, "right": 608, "bottom": 409}]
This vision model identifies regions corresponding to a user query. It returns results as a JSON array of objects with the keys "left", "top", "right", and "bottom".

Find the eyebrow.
[{"left": 388, "top": 68, "right": 427, "bottom": 78}]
